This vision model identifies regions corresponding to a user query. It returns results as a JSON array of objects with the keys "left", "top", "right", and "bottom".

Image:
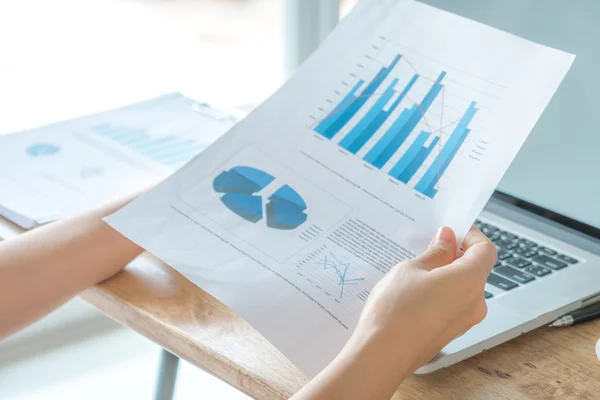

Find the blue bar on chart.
[
  {"left": 133, "top": 136, "right": 180, "bottom": 151},
  {"left": 396, "top": 136, "right": 440, "bottom": 183},
  {"left": 414, "top": 101, "right": 478, "bottom": 198},
  {"left": 313, "top": 80, "right": 365, "bottom": 136},
  {"left": 388, "top": 131, "right": 440, "bottom": 183},
  {"left": 94, "top": 125, "right": 148, "bottom": 143},
  {"left": 339, "top": 73, "right": 419, "bottom": 154},
  {"left": 141, "top": 139, "right": 196, "bottom": 156},
  {"left": 91, "top": 124, "right": 203, "bottom": 167},
  {"left": 364, "top": 71, "right": 446, "bottom": 169},
  {"left": 338, "top": 78, "right": 399, "bottom": 151},
  {"left": 314, "top": 54, "right": 402, "bottom": 139}
]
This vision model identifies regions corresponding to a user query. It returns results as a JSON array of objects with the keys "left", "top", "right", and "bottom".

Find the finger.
[
  {"left": 413, "top": 226, "right": 458, "bottom": 271},
  {"left": 453, "top": 226, "right": 497, "bottom": 276},
  {"left": 462, "top": 225, "right": 488, "bottom": 251}
]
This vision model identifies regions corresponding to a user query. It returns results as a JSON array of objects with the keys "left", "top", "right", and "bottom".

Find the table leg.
[{"left": 154, "top": 349, "right": 180, "bottom": 400}]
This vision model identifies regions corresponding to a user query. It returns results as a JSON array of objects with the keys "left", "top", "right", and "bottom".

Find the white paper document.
[
  {"left": 106, "top": 0, "right": 574, "bottom": 376},
  {"left": 0, "top": 93, "right": 235, "bottom": 228}
]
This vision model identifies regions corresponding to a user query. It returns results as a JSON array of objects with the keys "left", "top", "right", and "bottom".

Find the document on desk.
[
  {"left": 106, "top": 0, "right": 574, "bottom": 376},
  {"left": 0, "top": 93, "right": 235, "bottom": 228}
]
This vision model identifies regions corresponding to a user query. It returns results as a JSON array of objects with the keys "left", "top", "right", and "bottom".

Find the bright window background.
[{"left": 0, "top": 1, "right": 348, "bottom": 399}]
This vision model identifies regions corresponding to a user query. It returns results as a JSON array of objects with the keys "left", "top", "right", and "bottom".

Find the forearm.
[
  {"left": 0, "top": 193, "right": 143, "bottom": 338},
  {"left": 292, "top": 330, "right": 415, "bottom": 400}
]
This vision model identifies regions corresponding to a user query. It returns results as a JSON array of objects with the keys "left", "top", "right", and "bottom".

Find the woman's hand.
[
  {"left": 351, "top": 225, "right": 497, "bottom": 374},
  {"left": 293, "top": 225, "right": 497, "bottom": 400}
]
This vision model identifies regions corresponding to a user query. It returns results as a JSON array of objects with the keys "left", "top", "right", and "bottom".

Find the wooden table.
[{"left": 81, "top": 255, "right": 600, "bottom": 400}]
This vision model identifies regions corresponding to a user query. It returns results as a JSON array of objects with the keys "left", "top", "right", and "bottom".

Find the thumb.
[{"left": 414, "top": 226, "right": 458, "bottom": 271}]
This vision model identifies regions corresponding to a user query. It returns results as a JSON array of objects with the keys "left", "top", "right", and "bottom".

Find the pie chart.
[
  {"left": 26, "top": 143, "right": 61, "bottom": 157},
  {"left": 213, "top": 166, "right": 308, "bottom": 230}
]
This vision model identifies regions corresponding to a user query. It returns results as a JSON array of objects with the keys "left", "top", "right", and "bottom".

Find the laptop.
[{"left": 416, "top": 0, "right": 600, "bottom": 373}]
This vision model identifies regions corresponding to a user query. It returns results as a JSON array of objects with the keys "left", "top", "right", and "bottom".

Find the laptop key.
[
  {"left": 538, "top": 247, "right": 557, "bottom": 256},
  {"left": 487, "top": 273, "right": 519, "bottom": 290},
  {"left": 518, "top": 238, "right": 537, "bottom": 247},
  {"left": 500, "top": 231, "right": 519, "bottom": 241},
  {"left": 524, "top": 265, "right": 552, "bottom": 277},
  {"left": 532, "top": 255, "right": 568, "bottom": 270},
  {"left": 497, "top": 250, "right": 513, "bottom": 260},
  {"left": 556, "top": 254, "right": 578, "bottom": 264},
  {"left": 482, "top": 224, "right": 499, "bottom": 232},
  {"left": 506, "top": 258, "right": 531, "bottom": 269},
  {"left": 495, "top": 265, "right": 535, "bottom": 284},
  {"left": 513, "top": 247, "right": 538, "bottom": 258},
  {"left": 495, "top": 240, "right": 519, "bottom": 250},
  {"left": 494, "top": 261, "right": 502, "bottom": 269},
  {"left": 482, "top": 225, "right": 500, "bottom": 237},
  {"left": 484, "top": 291, "right": 493, "bottom": 299}
]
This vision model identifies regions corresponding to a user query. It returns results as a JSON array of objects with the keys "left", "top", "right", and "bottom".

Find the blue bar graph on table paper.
[
  {"left": 95, "top": 126, "right": 132, "bottom": 139},
  {"left": 314, "top": 80, "right": 365, "bottom": 135},
  {"left": 315, "top": 54, "right": 402, "bottom": 139},
  {"left": 415, "top": 101, "right": 478, "bottom": 198},
  {"left": 142, "top": 139, "right": 196, "bottom": 156},
  {"left": 364, "top": 71, "right": 446, "bottom": 168},
  {"left": 92, "top": 124, "right": 116, "bottom": 136},
  {"left": 91, "top": 124, "right": 202, "bottom": 167},
  {"left": 394, "top": 135, "right": 440, "bottom": 183},
  {"left": 117, "top": 131, "right": 148, "bottom": 145},
  {"left": 340, "top": 73, "right": 419, "bottom": 154},
  {"left": 388, "top": 131, "right": 430, "bottom": 178},
  {"left": 130, "top": 136, "right": 178, "bottom": 151}
]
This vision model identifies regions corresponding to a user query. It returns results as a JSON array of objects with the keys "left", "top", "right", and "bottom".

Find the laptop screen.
[{"left": 418, "top": 0, "right": 600, "bottom": 231}]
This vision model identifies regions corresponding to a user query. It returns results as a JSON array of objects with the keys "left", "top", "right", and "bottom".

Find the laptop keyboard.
[{"left": 475, "top": 220, "right": 579, "bottom": 299}]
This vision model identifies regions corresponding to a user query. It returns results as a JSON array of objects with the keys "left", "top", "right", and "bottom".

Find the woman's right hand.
[
  {"left": 348, "top": 225, "right": 497, "bottom": 376},
  {"left": 293, "top": 225, "right": 497, "bottom": 400}
]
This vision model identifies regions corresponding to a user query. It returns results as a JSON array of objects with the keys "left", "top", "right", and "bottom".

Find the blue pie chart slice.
[
  {"left": 266, "top": 200, "right": 308, "bottom": 230},
  {"left": 231, "top": 166, "right": 275, "bottom": 189},
  {"left": 213, "top": 166, "right": 275, "bottom": 194},
  {"left": 220, "top": 193, "right": 263, "bottom": 223},
  {"left": 213, "top": 170, "right": 261, "bottom": 194},
  {"left": 269, "top": 184, "right": 307, "bottom": 210},
  {"left": 266, "top": 185, "right": 307, "bottom": 230}
]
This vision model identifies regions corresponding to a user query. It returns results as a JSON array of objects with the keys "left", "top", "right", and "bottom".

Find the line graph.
[
  {"left": 317, "top": 253, "right": 365, "bottom": 299},
  {"left": 295, "top": 245, "right": 374, "bottom": 315},
  {"left": 308, "top": 35, "right": 501, "bottom": 199}
]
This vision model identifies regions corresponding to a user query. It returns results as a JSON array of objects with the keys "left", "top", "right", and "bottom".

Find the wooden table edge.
[{"left": 81, "top": 283, "right": 295, "bottom": 400}]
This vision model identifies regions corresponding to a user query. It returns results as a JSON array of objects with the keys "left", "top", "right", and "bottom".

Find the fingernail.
[{"left": 434, "top": 226, "right": 454, "bottom": 245}]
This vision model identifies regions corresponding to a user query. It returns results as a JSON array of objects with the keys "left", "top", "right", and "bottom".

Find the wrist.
[{"left": 334, "top": 328, "right": 415, "bottom": 395}]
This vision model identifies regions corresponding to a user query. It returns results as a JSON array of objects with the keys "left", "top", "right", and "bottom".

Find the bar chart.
[
  {"left": 312, "top": 50, "right": 482, "bottom": 199},
  {"left": 91, "top": 124, "right": 207, "bottom": 167}
]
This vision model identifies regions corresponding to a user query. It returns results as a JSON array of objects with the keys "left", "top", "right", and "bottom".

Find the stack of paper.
[{"left": 0, "top": 93, "right": 235, "bottom": 228}]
